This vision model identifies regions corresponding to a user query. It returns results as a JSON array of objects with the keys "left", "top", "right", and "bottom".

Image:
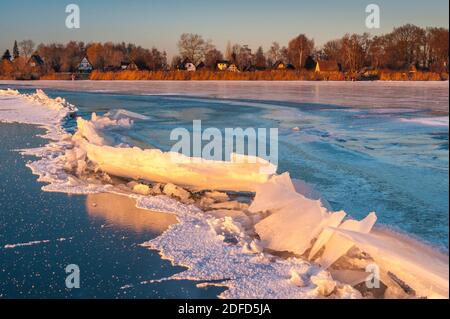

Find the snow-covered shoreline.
[{"left": 1, "top": 89, "right": 448, "bottom": 299}]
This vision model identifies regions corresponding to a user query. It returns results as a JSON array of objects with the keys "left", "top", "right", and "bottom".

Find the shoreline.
[{"left": 1, "top": 79, "right": 449, "bottom": 82}]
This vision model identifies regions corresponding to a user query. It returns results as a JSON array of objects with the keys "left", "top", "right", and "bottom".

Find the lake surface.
[{"left": 0, "top": 81, "right": 448, "bottom": 298}]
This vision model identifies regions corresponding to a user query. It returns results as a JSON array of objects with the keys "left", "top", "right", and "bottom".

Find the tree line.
[
  {"left": 1, "top": 23, "right": 448, "bottom": 79},
  {"left": 1, "top": 40, "right": 168, "bottom": 74}
]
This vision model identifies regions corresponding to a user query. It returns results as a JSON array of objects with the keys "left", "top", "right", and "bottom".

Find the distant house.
[
  {"left": 77, "top": 57, "right": 93, "bottom": 73},
  {"left": 315, "top": 60, "right": 341, "bottom": 73},
  {"left": 216, "top": 60, "right": 230, "bottom": 71},
  {"left": 26, "top": 54, "right": 45, "bottom": 79},
  {"left": 227, "top": 64, "right": 239, "bottom": 72},
  {"left": 273, "top": 61, "right": 295, "bottom": 70},
  {"left": 121, "top": 60, "right": 139, "bottom": 71},
  {"left": 28, "top": 55, "right": 44, "bottom": 69},
  {"left": 186, "top": 62, "right": 196, "bottom": 72},
  {"left": 178, "top": 58, "right": 196, "bottom": 71},
  {"left": 274, "top": 61, "right": 286, "bottom": 70}
]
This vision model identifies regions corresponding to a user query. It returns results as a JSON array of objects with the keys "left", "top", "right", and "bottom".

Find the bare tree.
[
  {"left": 426, "top": 27, "right": 449, "bottom": 71},
  {"left": 19, "top": 40, "right": 35, "bottom": 58},
  {"left": 389, "top": 24, "right": 426, "bottom": 68},
  {"left": 171, "top": 55, "right": 182, "bottom": 70},
  {"left": 149, "top": 47, "right": 168, "bottom": 70},
  {"left": 340, "top": 33, "right": 370, "bottom": 72},
  {"left": 177, "top": 33, "right": 207, "bottom": 65},
  {"left": 61, "top": 41, "right": 85, "bottom": 72},
  {"left": 322, "top": 39, "right": 342, "bottom": 61},
  {"left": 205, "top": 48, "right": 223, "bottom": 69},
  {"left": 367, "top": 35, "right": 387, "bottom": 69},
  {"left": 287, "top": 34, "right": 314, "bottom": 69},
  {"left": 230, "top": 45, "right": 253, "bottom": 70},
  {"left": 267, "top": 42, "right": 282, "bottom": 66}
]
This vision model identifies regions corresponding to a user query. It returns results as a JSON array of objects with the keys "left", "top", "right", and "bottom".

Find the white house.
[
  {"left": 179, "top": 58, "right": 196, "bottom": 72},
  {"left": 77, "top": 57, "right": 93, "bottom": 73},
  {"left": 185, "top": 62, "right": 196, "bottom": 72}
]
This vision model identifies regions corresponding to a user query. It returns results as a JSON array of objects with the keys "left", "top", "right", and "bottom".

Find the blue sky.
[{"left": 1, "top": 0, "right": 448, "bottom": 58}]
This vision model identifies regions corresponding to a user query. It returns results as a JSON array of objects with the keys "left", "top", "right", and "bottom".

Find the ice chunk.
[
  {"left": 289, "top": 268, "right": 308, "bottom": 287},
  {"left": 334, "top": 228, "right": 449, "bottom": 299},
  {"left": 163, "top": 183, "right": 191, "bottom": 202},
  {"left": 199, "top": 196, "right": 216, "bottom": 208},
  {"left": 310, "top": 271, "right": 337, "bottom": 296},
  {"left": 308, "top": 211, "right": 347, "bottom": 260},
  {"left": 72, "top": 112, "right": 276, "bottom": 192},
  {"left": 206, "top": 209, "right": 252, "bottom": 229},
  {"left": 151, "top": 183, "right": 162, "bottom": 194},
  {"left": 242, "top": 240, "right": 263, "bottom": 254},
  {"left": 252, "top": 173, "right": 348, "bottom": 256},
  {"left": 318, "top": 212, "right": 377, "bottom": 269},
  {"left": 255, "top": 194, "right": 329, "bottom": 255},
  {"left": 74, "top": 117, "right": 109, "bottom": 145},
  {"left": 133, "top": 183, "right": 151, "bottom": 196},
  {"left": 249, "top": 173, "right": 298, "bottom": 213},
  {"left": 208, "top": 216, "right": 245, "bottom": 241}
]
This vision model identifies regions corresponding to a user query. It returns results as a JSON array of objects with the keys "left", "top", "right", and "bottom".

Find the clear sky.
[{"left": 1, "top": 0, "right": 448, "bottom": 58}]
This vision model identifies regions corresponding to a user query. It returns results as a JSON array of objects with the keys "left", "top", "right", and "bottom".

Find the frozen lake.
[
  {"left": 0, "top": 81, "right": 448, "bottom": 298},
  {"left": 1, "top": 81, "right": 448, "bottom": 247},
  {"left": 1, "top": 80, "right": 448, "bottom": 114}
]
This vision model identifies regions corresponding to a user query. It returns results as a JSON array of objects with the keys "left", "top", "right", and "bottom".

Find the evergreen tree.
[
  {"left": 13, "top": 41, "right": 19, "bottom": 59},
  {"left": 2, "top": 49, "right": 11, "bottom": 61}
]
